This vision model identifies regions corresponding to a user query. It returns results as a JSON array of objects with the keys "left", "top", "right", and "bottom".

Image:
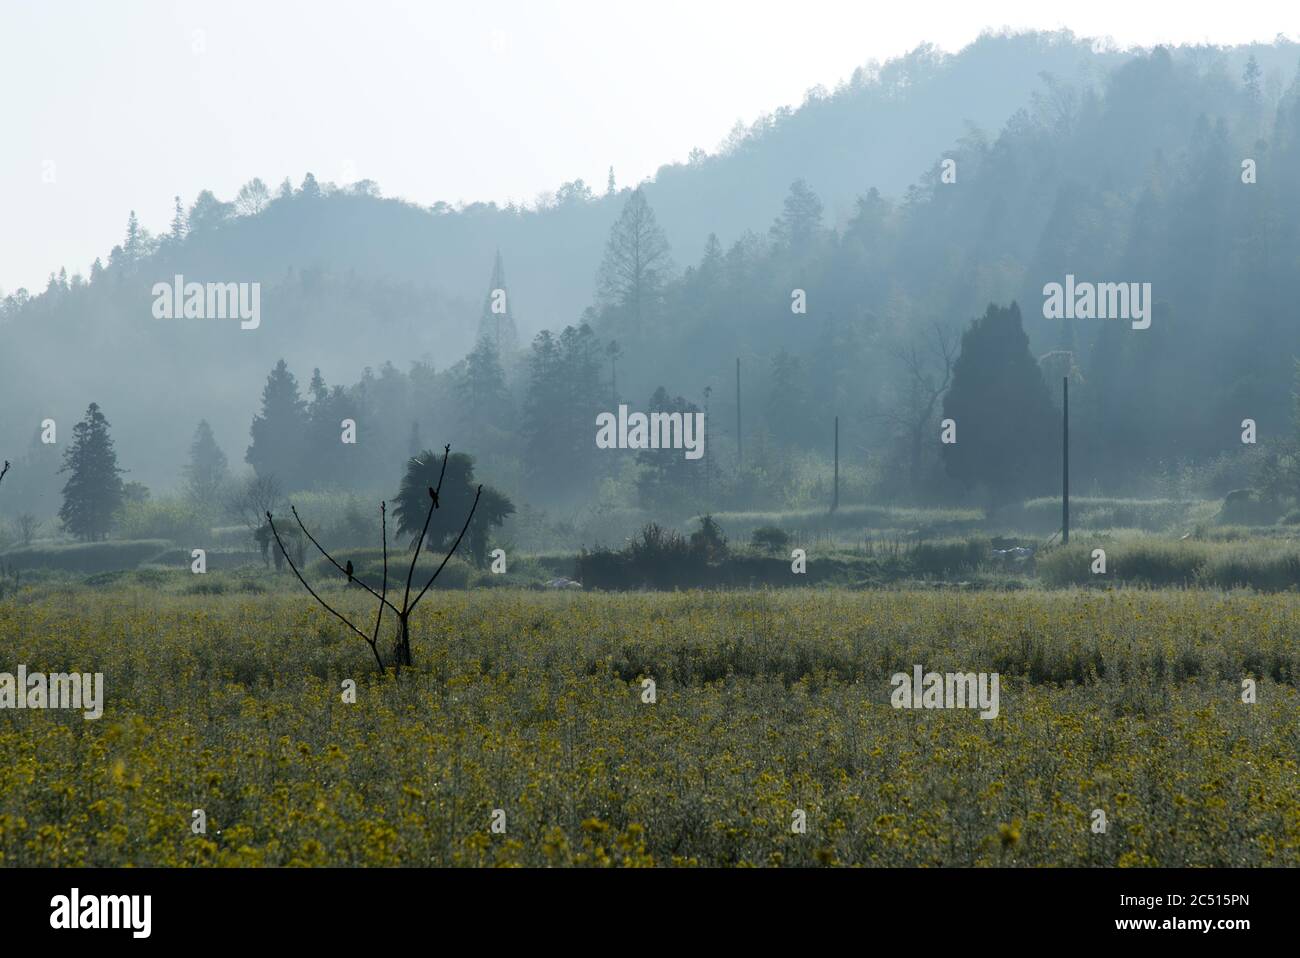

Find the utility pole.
[
  {"left": 703, "top": 386, "right": 712, "bottom": 505},
  {"left": 1062, "top": 377, "right": 1069, "bottom": 545},
  {"left": 736, "top": 357, "right": 742, "bottom": 467},
  {"left": 831, "top": 415, "right": 839, "bottom": 513}
]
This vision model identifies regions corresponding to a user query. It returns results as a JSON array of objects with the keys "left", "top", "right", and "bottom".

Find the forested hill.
[{"left": 2, "top": 31, "right": 1299, "bottom": 505}]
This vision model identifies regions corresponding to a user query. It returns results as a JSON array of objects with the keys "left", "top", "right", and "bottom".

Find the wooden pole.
[
  {"left": 736, "top": 357, "right": 742, "bottom": 466},
  {"left": 1062, "top": 377, "right": 1069, "bottom": 545},
  {"left": 831, "top": 415, "right": 839, "bottom": 513}
]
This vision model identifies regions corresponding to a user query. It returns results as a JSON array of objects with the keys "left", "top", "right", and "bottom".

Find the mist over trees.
[{"left": 5, "top": 31, "right": 1300, "bottom": 540}]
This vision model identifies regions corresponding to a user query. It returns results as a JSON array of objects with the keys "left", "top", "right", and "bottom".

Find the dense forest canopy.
[{"left": 4, "top": 30, "right": 1300, "bottom": 533}]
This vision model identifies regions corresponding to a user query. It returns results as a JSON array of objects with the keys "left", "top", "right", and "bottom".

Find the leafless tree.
[
  {"left": 228, "top": 474, "right": 282, "bottom": 532},
  {"left": 266, "top": 445, "right": 481, "bottom": 673},
  {"left": 15, "top": 513, "right": 39, "bottom": 546},
  {"left": 873, "top": 322, "right": 959, "bottom": 491}
]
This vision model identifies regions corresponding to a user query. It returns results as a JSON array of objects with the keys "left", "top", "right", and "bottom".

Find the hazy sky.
[{"left": 2, "top": 0, "right": 1297, "bottom": 294}]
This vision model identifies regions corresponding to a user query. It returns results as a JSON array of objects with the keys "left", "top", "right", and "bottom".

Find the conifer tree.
[
  {"left": 247, "top": 359, "right": 309, "bottom": 489},
  {"left": 941, "top": 302, "right": 1057, "bottom": 508},
  {"left": 475, "top": 250, "right": 519, "bottom": 356},
  {"left": 183, "top": 419, "right": 229, "bottom": 503},
  {"left": 58, "top": 403, "right": 125, "bottom": 541}
]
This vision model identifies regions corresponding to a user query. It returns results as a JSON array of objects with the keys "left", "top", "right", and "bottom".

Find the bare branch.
[
  {"left": 267, "top": 511, "right": 384, "bottom": 672},
  {"left": 409, "top": 484, "right": 482, "bottom": 615},
  {"left": 0, "top": 460, "right": 9, "bottom": 487},
  {"left": 403, "top": 444, "right": 450, "bottom": 612},
  {"left": 372, "top": 502, "right": 389, "bottom": 647},
  {"left": 291, "top": 504, "right": 400, "bottom": 617},
  {"left": 268, "top": 443, "right": 479, "bottom": 673}
]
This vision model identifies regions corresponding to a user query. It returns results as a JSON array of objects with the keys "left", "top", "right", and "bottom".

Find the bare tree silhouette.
[{"left": 265, "top": 445, "right": 481, "bottom": 672}]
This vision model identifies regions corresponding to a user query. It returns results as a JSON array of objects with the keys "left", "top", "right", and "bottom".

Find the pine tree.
[
  {"left": 170, "top": 196, "right": 187, "bottom": 242},
  {"left": 636, "top": 386, "right": 704, "bottom": 509},
  {"left": 521, "top": 327, "right": 604, "bottom": 497},
  {"left": 475, "top": 251, "right": 519, "bottom": 355},
  {"left": 596, "top": 189, "right": 672, "bottom": 329},
  {"left": 941, "top": 303, "right": 1057, "bottom": 509},
  {"left": 246, "top": 359, "right": 309, "bottom": 489},
  {"left": 304, "top": 369, "right": 344, "bottom": 489},
  {"left": 123, "top": 211, "right": 142, "bottom": 260},
  {"left": 183, "top": 420, "right": 229, "bottom": 503},
  {"left": 770, "top": 179, "right": 825, "bottom": 254},
  {"left": 461, "top": 335, "right": 511, "bottom": 438},
  {"left": 1243, "top": 54, "right": 1262, "bottom": 103},
  {"left": 58, "top": 403, "right": 125, "bottom": 541}
]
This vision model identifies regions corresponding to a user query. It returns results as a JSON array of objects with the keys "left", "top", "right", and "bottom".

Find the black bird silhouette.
[
  {"left": 428, "top": 486, "right": 438, "bottom": 506},
  {"left": 345, "top": 560, "right": 354, "bottom": 583}
]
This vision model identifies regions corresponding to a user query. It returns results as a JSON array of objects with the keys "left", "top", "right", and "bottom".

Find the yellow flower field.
[{"left": 1, "top": 588, "right": 1297, "bottom": 866}]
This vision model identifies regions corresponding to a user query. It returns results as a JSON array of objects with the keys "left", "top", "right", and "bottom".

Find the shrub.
[
  {"left": 751, "top": 525, "right": 791, "bottom": 554},
  {"left": 909, "top": 538, "right": 989, "bottom": 576},
  {"left": 689, "top": 515, "right": 728, "bottom": 562}
]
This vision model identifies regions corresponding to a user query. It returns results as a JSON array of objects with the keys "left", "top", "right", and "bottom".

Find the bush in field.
[
  {"left": 1039, "top": 540, "right": 1205, "bottom": 587},
  {"left": 1034, "top": 538, "right": 1300, "bottom": 590},
  {"left": 750, "top": 525, "right": 791, "bottom": 554},
  {"left": 1196, "top": 545, "right": 1300, "bottom": 591},
  {"left": 579, "top": 522, "right": 709, "bottom": 589},
  {"left": 909, "top": 537, "right": 989, "bottom": 576},
  {"left": 689, "top": 515, "right": 728, "bottom": 562},
  {"left": 1217, "top": 489, "right": 1283, "bottom": 526}
]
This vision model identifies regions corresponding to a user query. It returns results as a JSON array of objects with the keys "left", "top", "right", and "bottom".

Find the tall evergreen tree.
[
  {"left": 247, "top": 359, "right": 309, "bottom": 489},
  {"left": 59, "top": 403, "right": 125, "bottom": 541},
  {"left": 183, "top": 419, "right": 229, "bottom": 503},
  {"left": 169, "top": 196, "right": 186, "bottom": 242},
  {"left": 941, "top": 302, "right": 1057, "bottom": 508},
  {"left": 475, "top": 250, "right": 519, "bottom": 356},
  {"left": 636, "top": 386, "right": 704, "bottom": 509},
  {"left": 521, "top": 324, "right": 606, "bottom": 498},
  {"left": 123, "top": 210, "right": 143, "bottom": 260},
  {"left": 770, "top": 179, "right": 825, "bottom": 254},
  {"left": 460, "top": 335, "right": 511, "bottom": 439}
]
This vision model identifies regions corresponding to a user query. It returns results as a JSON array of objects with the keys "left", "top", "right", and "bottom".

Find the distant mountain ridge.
[{"left": 3, "top": 30, "right": 1299, "bottom": 496}]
